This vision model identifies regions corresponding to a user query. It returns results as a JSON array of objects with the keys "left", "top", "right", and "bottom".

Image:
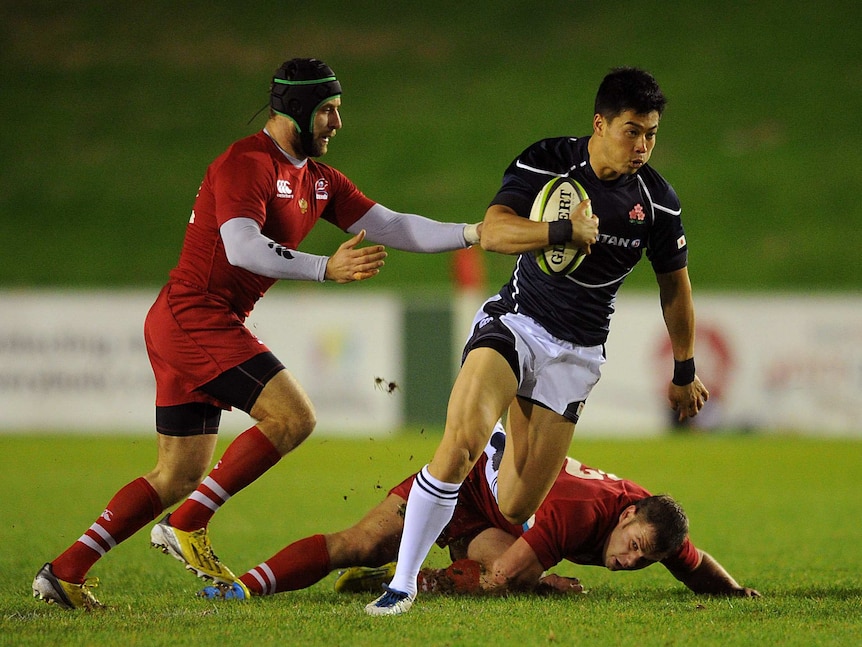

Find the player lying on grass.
[{"left": 200, "top": 424, "right": 759, "bottom": 600}]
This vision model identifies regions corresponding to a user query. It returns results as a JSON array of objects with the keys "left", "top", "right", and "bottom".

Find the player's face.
[
  {"left": 603, "top": 507, "right": 660, "bottom": 571},
  {"left": 307, "top": 98, "right": 342, "bottom": 158},
  {"left": 591, "top": 109, "right": 659, "bottom": 180}
]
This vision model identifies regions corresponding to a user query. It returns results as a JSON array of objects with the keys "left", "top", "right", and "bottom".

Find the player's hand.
[
  {"left": 734, "top": 586, "right": 761, "bottom": 598},
  {"left": 667, "top": 375, "right": 709, "bottom": 422},
  {"left": 536, "top": 573, "right": 585, "bottom": 595},
  {"left": 325, "top": 229, "right": 387, "bottom": 283},
  {"left": 571, "top": 199, "right": 599, "bottom": 255}
]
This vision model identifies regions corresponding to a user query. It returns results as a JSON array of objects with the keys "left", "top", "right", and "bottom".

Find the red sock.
[
  {"left": 169, "top": 426, "right": 281, "bottom": 532},
  {"left": 52, "top": 477, "right": 163, "bottom": 584},
  {"left": 241, "top": 534, "right": 331, "bottom": 595}
]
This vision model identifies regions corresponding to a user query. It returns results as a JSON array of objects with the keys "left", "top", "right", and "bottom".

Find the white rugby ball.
[{"left": 529, "top": 176, "right": 589, "bottom": 276}]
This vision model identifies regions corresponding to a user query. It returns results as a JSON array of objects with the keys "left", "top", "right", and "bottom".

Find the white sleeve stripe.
[
  {"left": 637, "top": 175, "right": 681, "bottom": 217},
  {"left": 654, "top": 203, "right": 682, "bottom": 216}
]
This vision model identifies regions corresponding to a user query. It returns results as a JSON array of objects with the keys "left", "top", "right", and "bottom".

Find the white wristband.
[{"left": 464, "top": 223, "right": 481, "bottom": 246}]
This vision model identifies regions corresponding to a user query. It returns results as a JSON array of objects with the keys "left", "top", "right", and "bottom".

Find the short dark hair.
[
  {"left": 594, "top": 67, "right": 667, "bottom": 119},
  {"left": 633, "top": 494, "right": 688, "bottom": 557}
]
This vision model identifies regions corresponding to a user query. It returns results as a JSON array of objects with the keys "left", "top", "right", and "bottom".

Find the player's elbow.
[{"left": 222, "top": 240, "right": 249, "bottom": 269}]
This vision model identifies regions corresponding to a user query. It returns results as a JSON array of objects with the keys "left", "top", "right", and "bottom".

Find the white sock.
[{"left": 388, "top": 465, "right": 460, "bottom": 596}]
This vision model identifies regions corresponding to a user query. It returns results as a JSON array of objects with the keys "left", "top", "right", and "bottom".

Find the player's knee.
[
  {"left": 146, "top": 466, "right": 207, "bottom": 507},
  {"left": 287, "top": 407, "right": 316, "bottom": 444},
  {"left": 265, "top": 405, "right": 317, "bottom": 453},
  {"left": 434, "top": 423, "right": 490, "bottom": 481},
  {"left": 327, "top": 529, "right": 392, "bottom": 567},
  {"left": 497, "top": 499, "right": 533, "bottom": 526}
]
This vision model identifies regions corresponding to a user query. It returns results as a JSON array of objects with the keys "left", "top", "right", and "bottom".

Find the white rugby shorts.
[{"left": 463, "top": 302, "right": 605, "bottom": 423}]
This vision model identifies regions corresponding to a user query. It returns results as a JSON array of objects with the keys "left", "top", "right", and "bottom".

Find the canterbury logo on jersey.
[{"left": 276, "top": 179, "right": 293, "bottom": 198}]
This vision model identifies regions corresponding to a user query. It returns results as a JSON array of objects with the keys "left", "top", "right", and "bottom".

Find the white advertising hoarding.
[
  {"left": 582, "top": 292, "right": 862, "bottom": 437},
  {"left": 0, "top": 290, "right": 402, "bottom": 435},
  {"left": 1, "top": 290, "right": 859, "bottom": 436}
]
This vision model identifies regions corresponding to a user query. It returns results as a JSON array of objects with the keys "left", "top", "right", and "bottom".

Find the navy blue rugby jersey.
[{"left": 488, "top": 136, "right": 688, "bottom": 346}]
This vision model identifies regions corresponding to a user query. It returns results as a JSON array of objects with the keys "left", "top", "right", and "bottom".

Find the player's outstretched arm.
[
  {"left": 480, "top": 535, "right": 547, "bottom": 593},
  {"left": 675, "top": 550, "right": 761, "bottom": 597},
  {"left": 348, "top": 204, "right": 480, "bottom": 252}
]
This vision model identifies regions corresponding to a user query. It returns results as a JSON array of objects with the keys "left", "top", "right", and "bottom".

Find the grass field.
[{"left": 2, "top": 431, "right": 860, "bottom": 646}]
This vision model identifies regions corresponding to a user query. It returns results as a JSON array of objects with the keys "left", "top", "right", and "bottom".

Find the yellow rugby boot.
[
  {"left": 32, "top": 563, "right": 104, "bottom": 611},
  {"left": 150, "top": 514, "right": 237, "bottom": 584},
  {"left": 334, "top": 562, "right": 397, "bottom": 593}
]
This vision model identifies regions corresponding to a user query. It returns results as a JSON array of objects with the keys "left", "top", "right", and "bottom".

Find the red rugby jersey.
[{"left": 169, "top": 131, "right": 375, "bottom": 318}]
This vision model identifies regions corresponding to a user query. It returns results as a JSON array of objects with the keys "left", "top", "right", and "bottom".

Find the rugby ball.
[{"left": 529, "top": 176, "right": 590, "bottom": 275}]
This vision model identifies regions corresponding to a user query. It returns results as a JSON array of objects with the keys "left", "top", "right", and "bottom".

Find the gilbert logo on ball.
[{"left": 529, "top": 176, "right": 589, "bottom": 275}]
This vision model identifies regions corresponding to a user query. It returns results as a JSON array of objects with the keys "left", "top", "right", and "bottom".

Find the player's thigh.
[
  {"left": 431, "top": 347, "right": 518, "bottom": 483},
  {"left": 326, "top": 494, "right": 407, "bottom": 567},
  {"left": 497, "top": 399, "right": 575, "bottom": 523}
]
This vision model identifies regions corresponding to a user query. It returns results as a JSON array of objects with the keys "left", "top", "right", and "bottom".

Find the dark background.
[{"left": 2, "top": 1, "right": 860, "bottom": 293}]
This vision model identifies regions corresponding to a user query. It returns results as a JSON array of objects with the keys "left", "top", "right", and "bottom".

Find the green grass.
[
  {"left": 2, "top": 432, "right": 860, "bottom": 646},
  {"left": 1, "top": 0, "right": 861, "bottom": 292}
]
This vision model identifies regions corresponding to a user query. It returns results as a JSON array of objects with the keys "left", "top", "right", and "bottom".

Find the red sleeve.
[
  {"left": 661, "top": 536, "right": 700, "bottom": 575},
  {"left": 318, "top": 165, "right": 376, "bottom": 231}
]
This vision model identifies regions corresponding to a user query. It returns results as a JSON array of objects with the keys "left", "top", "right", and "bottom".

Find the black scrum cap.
[{"left": 270, "top": 58, "right": 342, "bottom": 156}]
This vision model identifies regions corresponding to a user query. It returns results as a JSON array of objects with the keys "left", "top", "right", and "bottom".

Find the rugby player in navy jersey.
[{"left": 367, "top": 67, "right": 711, "bottom": 615}]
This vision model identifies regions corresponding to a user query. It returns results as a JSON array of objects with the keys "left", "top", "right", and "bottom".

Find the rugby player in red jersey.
[
  {"left": 200, "top": 426, "right": 758, "bottom": 601},
  {"left": 32, "top": 58, "right": 482, "bottom": 610}
]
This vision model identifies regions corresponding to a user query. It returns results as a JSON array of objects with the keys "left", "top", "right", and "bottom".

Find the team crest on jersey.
[
  {"left": 315, "top": 178, "right": 330, "bottom": 200},
  {"left": 629, "top": 203, "right": 646, "bottom": 223},
  {"left": 276, "top": 179, "right": 293, "bottom": 199},
  {"left": 299, "top": 198, "right": 308, "bottom": 214}
]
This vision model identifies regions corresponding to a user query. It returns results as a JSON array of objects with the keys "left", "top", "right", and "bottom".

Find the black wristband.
[
  {"left": 548, "top": 219, "right": 573, "bottom": 246},
  {"left": 672, "top": 358, "right": 696, "bottom": 386}
]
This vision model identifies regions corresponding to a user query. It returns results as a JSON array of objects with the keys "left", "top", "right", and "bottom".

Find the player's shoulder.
[
  {"left": 305, "top": 158, "right": 339, "bottom": 176},
  {"left": 214, "top": 131, "right": 276, "bottom": 170},
  {"left": 223, "top": 131, "right": 271, "bottom": 156},
  {"left": 513, "top": 136, "right": 589, "bottom": 175},
  {"left": 637, "top": 163, "right": 680, "bottom": 210}
]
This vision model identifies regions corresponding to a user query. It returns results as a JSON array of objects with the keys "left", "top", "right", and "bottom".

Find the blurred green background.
[{"left": 2, "top": 0, "right": 860, "bottom": 293}]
